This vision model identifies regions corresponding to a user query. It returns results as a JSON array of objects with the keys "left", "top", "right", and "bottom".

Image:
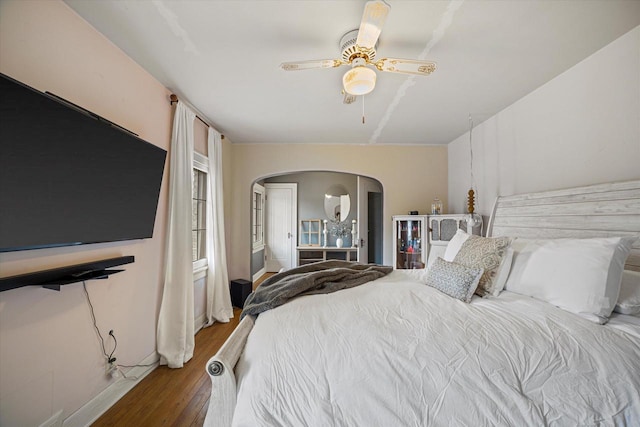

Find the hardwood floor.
[{"left": 92, "top": 273, "right": 274, "bottom": 426}]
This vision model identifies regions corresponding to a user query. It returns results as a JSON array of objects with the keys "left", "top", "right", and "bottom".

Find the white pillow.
[
  {"left": 505, "top": 236, "right": 636, "bottom": 324},
  {"left": 427, "top": 245, "right": 446, "bottom": 268},
  {"left": 614, "top": 270, "right": 640, "bottom": 315},
  {"left": 443, "top": 229, "right": 469, "bottom": 261},
  {"left": 494, "top": 246, "right": 514, "bottom": 294}
]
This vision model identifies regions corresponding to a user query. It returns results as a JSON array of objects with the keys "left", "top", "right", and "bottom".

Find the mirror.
[{"left": 324, "top": 184, "right": 350, "bottom": 222}]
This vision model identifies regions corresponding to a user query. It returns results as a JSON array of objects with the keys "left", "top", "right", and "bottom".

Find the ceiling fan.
[{"left": 280, "top": 0, "right": 436, "bottom": 101}]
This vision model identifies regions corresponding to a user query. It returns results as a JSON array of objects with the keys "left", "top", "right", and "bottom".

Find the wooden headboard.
[{"left": 487, "top": 180, "right": 640, "bottom": 271}]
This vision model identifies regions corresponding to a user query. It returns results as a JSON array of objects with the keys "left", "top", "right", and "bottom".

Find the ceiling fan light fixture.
[
  {"left": 281, "top": 0, "right": 435, "bottom": 99},
  {"left": 343, "top": 66, "right": 376, "bottom": 96}
]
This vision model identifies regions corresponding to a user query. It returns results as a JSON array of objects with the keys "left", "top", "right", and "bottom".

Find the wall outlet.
[
  {"left": 106, "top": 363, "right": 122, "bottom": 379},
  {"left": 38, "top": 409, "right": 63, "bottom": 427}
]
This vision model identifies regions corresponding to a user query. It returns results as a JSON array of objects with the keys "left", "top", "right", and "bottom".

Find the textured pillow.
[
  {"left": 614, "top": 270, "right": 640, "bottom": 315},
  {"left": 425, "top": 257, "right": 484, "bottom": 303},
  {"left": 453, "top": 234, "right": 512, "bottom": 297},
  {"left": 505, "top": 237, "right": 636, "bottom": 324}
]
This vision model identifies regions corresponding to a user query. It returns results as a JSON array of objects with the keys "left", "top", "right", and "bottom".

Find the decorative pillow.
[
  {"left": 425, "top": 257, "right": 484, "bottom": 303},
  {"left": 452, "top": 234, "right": 513, "bottom": 297},
  {"left": 443, "top": 229, "right": 470, "bottom": 262},
  {"left": 614, "top": 270, "right": 640, "bottom": 315},
  {"left": 505, "top": 236, "right": 636, "bottom": 324}
]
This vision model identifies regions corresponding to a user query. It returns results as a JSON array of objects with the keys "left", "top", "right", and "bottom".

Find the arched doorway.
[{"left": 250, "top": 171, "right": 382, "bottom": 281}]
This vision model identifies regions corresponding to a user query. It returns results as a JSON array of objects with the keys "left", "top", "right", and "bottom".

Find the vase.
[{"left": 336, "top": 237, "right": 343, "bottom": 248}]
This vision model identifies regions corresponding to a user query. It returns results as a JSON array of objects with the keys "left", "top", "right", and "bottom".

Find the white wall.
[
  {"left": 448, "top": 26, "right": 640, "bottom": 223},
  {"left": 0, "top": 1, "right": 172, "bottom": 425}
]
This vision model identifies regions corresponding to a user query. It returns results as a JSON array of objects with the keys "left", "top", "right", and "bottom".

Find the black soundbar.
[{"left": 0, "top": 256, "right": 134, "bottom": 292}]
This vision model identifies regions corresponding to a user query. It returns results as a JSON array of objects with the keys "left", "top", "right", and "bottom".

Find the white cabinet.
[
  {"left": 426, "top": 214, "right": 482, "bottom": 267},
  {"left": 393, "top": 214, "right": 483, "bottom": 270},
  {"left": 392, "top": 215, "right": 428, "bottom": 269}
]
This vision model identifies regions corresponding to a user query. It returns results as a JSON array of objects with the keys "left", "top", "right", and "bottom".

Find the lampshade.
[{"left": 343, "top": 66, "right": 376, "bottom": 96}]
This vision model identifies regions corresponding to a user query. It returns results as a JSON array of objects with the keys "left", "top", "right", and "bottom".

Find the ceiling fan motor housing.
[{"left": 340, "top": 29, "right": 377, "bottom": 62}]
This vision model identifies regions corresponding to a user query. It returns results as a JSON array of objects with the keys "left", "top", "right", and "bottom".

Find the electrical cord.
[
  {"left": 82, "top": 281, "right": 159, "bottom": 377},
  {"left": 118, "top": 362, "right": 157, "bottom": 368},
  {"left": 83, "top": 281, "right": 116, "bottom": 364},
  {"left": 469, "top": 114, "right": 477, "bottom": 195}
]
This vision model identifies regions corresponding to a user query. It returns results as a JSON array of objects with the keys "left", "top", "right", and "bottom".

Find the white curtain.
[
  {"left": 205, "top": 128, "right": 234, "bottom": 324},
  {"left": 157, "top": 101, "right": 195, "bottom": 368}
]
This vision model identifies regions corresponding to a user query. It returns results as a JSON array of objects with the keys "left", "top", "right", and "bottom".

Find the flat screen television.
[{"left": 0, "top": 73, "right": 167, "bottom": 252}]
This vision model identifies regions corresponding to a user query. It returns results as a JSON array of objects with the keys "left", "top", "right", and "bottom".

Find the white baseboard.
[
  {"left": 63, "top": 352, "right": 159, "bottom": 427},
  {"left": 252, "top": 267, "right": 266, "bottom": 283},
  {"left": 39, "top": 409, "right": 63, "bottom": 427},
  {"left": 194, "top": 312, "right": 207, "bottom": 334}
]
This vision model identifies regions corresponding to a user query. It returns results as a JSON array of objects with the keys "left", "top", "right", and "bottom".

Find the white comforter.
[{"left": 233, "top": 270, "right": 640, "bottom": 426}]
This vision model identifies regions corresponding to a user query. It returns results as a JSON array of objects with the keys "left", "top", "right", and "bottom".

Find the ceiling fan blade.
[
  {"left": 375, "top": 58, "right": 437, "bottom": 76},
  {"left": 356, "top": 1, "right": 390, "bottom": 51},
  {"left": 280, "top": 59, "right": 343, "bottom": 71}
]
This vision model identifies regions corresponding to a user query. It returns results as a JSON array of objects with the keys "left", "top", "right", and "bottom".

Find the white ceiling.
[{"left": 64, "top": 0, "right": 640, "bottom": 145}]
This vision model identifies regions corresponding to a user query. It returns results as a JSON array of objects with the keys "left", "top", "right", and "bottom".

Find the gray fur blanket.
[{"left": 241, "top": 260, "right": 392, "bottom": 319}]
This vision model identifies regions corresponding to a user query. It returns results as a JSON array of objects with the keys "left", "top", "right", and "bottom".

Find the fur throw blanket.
[{"left": 241, "top": 260, "right": 392, "bottom": 319}]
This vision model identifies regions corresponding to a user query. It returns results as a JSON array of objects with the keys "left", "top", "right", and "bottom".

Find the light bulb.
[
  {"left": 467, "top": 212, "right": 483, "bottom": 229},
  {"left": 343, "top": 65, "right": 376, "bottom": 96}
]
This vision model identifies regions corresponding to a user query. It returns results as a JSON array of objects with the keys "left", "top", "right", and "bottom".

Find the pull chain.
[{"left": 362, "top": 95, "right": 365, "bottom": 124}]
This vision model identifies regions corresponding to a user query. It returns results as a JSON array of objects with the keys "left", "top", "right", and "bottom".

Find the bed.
[{"left": 204, "top": 180, "right": 640, "bottom": 426}]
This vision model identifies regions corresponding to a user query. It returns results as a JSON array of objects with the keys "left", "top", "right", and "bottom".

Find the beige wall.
[
  {"left": 0, "top": 1, "right": 171, "bottom": 425},
  {"left": 226, "top": 143, "right": 448, "bottom": 279}
]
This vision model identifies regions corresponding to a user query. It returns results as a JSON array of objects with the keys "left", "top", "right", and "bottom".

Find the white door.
[{"left": 265, "top": 183, "right": 297, "bottom": 272}]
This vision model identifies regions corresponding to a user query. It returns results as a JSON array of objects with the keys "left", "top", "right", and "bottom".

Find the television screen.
[{"left": 0, "top": 73, "right": 167, "bottom": 252}]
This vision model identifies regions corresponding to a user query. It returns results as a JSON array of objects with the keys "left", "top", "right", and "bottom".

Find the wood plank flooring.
[{"left": 92, "top": 273, "right": 274, "bottom": 426}]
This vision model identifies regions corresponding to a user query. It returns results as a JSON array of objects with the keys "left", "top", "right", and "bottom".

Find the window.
[
  {"left": 193, "top": 152, "right": 209, "bottom": 275},
  {"left": 252, "top": 183, "right": 265, "bottom": 252}
]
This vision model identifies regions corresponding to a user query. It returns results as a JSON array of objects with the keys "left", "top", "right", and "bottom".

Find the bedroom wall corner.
[
  {"left": 0, "top": 1, "right": 172, "bottom": 425},
  {"left": 447, "top": 25, "right": 640, "bottom": 219}
]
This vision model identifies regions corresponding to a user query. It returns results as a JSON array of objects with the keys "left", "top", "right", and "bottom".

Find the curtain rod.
[{"left": 169, "top": 94, "right": 224, "bottom": 139}]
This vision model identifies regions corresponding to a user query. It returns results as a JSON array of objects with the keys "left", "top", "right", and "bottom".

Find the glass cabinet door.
[
  {"left": 299, "top": 219, "right": 322, "bottom": 246},
  {"left": 393, "top": 216, "right": 427, "bottom": 269}
]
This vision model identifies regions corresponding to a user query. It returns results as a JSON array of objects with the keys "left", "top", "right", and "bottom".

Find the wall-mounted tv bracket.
[{"left": 0, "top": 256, "right": 134, "bottom": 292}]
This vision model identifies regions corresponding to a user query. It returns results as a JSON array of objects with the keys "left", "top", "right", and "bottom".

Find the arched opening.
[{"left": 250, "top": 171, "right": 383, "bottom": 281}]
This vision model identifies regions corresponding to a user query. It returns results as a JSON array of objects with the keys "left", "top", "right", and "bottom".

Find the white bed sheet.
[{"left": 233, "top": 270, "right": 640, "bottom": 426}]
